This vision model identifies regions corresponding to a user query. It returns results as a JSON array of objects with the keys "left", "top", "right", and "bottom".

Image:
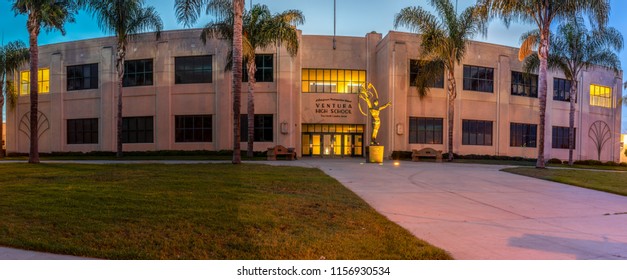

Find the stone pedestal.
[{"left": 368, "top": 145, "right": 384, "bottom": 163}]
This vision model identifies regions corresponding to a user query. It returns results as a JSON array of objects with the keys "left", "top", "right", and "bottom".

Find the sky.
[{"left": 1, "top": 0, "right": 626, "bottom": 133}]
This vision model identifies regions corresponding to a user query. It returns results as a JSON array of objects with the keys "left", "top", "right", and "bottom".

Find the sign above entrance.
[{"left": 315, "top": 98, "right": 353, "bottom": 118}]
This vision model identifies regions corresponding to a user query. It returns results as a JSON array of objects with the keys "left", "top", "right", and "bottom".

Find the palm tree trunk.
[
  {"left": 232, "top": 0, "right": 244, "bottom": 164},
  {"left": 446, "top": 67, "right": 456, "bottom": 161},
  {"left": 536, "top": 29, "right": 549, "bottom": 169},
  {"left": 247, "top": 61, "right": 256, "bottom": 158},
  {"left": 27, "top": 16, "right": 40, "bottom": 164},
  {"left": 116, "top": 43, "right": 126, "bottom": 158},
  {"left": 568, "top": 80, "right": 577, "bottom": 165},
  {"left": 0, "top": 76, "right": 5, "bottom": 158}
]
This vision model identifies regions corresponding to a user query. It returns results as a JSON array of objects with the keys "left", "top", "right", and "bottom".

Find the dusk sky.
[{"left": 1, "top": 0, "right": 626, "bottom": 133}]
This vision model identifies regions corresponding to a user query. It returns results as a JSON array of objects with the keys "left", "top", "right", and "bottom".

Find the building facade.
[{"left": 6, "top": 29, "right": 624, "bottom": 162}]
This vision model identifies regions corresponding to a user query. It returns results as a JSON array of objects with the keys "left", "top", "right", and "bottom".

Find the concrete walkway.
[
  {"left": 1, "top": 158, "right": 626, "bottom": 259},
  {"left": 275, "top": 158, "right": 627, "bottom": 260}
]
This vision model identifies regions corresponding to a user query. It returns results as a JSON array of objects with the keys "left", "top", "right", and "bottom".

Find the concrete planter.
[{"left": 368, "top": 146, "right": 384, "bottom": 163}]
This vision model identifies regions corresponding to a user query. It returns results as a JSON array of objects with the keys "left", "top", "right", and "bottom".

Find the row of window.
[
  {"left": 407, "top": 60, "right": 611, "bottom": 107},
  {"left": 408, "top": 117, "right": 575, "bottom": 149},
  {"left": 20, "top": 54, "right": 275, "bottom": 94},
  {"left": 17, "top": 57, "right": 613, "bottom": 109},
  {"left": 66, "top": 114, "right": 274, "bottom": 145}
]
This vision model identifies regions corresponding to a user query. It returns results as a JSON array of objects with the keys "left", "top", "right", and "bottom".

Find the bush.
[
  {"left": 547, "top": 158, "right": 564, "bottom": 164},
  {"left": 391, "top": 151, "right": 413, "bottom": 160},
  {"left": 620, "top": 162, "right": 627, "bottom": 167},
  {"left": 574, "top": 160, "right": 603, "bottom": 166},
  {"left": 604, "top": 161, "right": 619, "bottom": 166}
]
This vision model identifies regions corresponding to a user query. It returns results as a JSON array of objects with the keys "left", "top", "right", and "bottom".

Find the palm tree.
[
  {"left": 87, "top": 0, "right": 163, "bottom": 158},
  {"left": 0, "top": 41, "right": 29, "bottom": 158},
  {"left": 200, "top": 4, "right": 303, "bottom": 158},
  {"left": 394, "top": 0, "right": 487, "bottom": 161},
  {"left": 522, "top": 17, "right": 622, "bottom": 165},
  {"left": 176, "top": 0, "right": 245, "bottom": 164},
  {"left": 476, "top": 0, "right": 611, "bottom": 168},
  {"left": 12, "top": 0, "right": 83, "bottom": 163}
]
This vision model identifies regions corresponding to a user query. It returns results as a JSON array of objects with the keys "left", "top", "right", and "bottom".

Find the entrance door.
[{"left": 301, "top": 124, "right": 364, "bottom": 157}]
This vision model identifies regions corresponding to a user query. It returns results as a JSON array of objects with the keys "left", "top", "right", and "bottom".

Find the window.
[
  {"left": 589, "top": 84, "right": 612, "bottom": 108},
  {"left": 510, "top": 123, "right": 537, "bottom": 147},
  {"left": 409, "top": 60, "right": 444, "bottom": 88},
  {"left": 511, "top": 71, "right": 538, "bottom": 97},
  {"left": 19, "top": 69, "right": 50, "bottom": 95},
  {"left": 243, "top": 54, "right": 273, "bottom": 82},
  {"left": 67, "top": 64, "right": 99, "bottom": 91},
  {"left": 301, "top": 68, "right": 366, "bottom": 93},
  {"left": 67, "top": 118, "right": 98, "bottom": 144},
  {"left": 240, "top": 114, "right": 273, "bottom": 142},
  {"left": 462, "top": 119, "right": 493, "bottom": 146},
  {"left": 124, "top": 59, "right": 153, "bottom": 87},
  {"left": 553, "top": 78, "right": 575, "bottom": 102},
  {"left": 175, "top": 115, "right": 212, "bottom": 142},
  {"left": 122, "top": 116, "right": 154, "bottom": 143},
  {"left": 463, "top": 65, "right": 494, "bottom": 93},
  {"left": 175, "top": 56, "right": 212, "bottom": 84},
  {"left": 409, "top": 117, "right": 443, "bottom": 144},
  {"left": 552, "top": 126, "right": 576, "bottom": 149}
]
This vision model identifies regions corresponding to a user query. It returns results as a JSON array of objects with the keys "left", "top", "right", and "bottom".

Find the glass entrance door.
[{"left": 301, "top": 124, "right": 364, "bottom": 157}]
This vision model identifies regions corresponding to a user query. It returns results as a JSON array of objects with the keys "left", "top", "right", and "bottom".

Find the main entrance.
[{"left": 301, "top": 124, "right": 364, "bottom": 157}]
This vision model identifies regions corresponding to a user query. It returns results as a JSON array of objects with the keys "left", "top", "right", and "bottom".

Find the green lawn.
[
  {"left": 0, "top": 163, "right": 450, "bottom": 260},
  {"left": 502, "top": 167, "right": 627, "bottom": 196}
]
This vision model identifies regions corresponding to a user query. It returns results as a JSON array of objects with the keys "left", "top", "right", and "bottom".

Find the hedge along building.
[{"left": 5, "top": 29, "right": 624, "bottom": 162}]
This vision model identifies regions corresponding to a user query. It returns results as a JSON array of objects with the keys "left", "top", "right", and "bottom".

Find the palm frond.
[
  {"left": 518, "top": 34, "right": 538, "bottom": 61},
  {"left": 175, "top": 0, "right": 206, "bottom": 27}
]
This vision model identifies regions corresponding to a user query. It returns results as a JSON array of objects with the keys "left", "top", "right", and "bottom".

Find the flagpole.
[{"left": 333, "top": 0, "right": 336, "bottom": 50}]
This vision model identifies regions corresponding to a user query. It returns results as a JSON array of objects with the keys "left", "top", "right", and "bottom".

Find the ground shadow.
[{"left": 509, "top": 234, "right": 627, "bottom": 260}]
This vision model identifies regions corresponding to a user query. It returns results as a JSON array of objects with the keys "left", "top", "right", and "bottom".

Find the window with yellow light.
[
  {"left": 589, "top": 84, "right": 612, "bottom": 108},
  {"left": 20, "top": 69, "right": 50, "bottom": 95},
  {"left": 301, "top": 68, "right": 366, "bottom": 94}
]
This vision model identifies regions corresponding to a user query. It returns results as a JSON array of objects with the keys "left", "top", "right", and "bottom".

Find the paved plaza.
[{"left": 1, "top": 159, "right": 626, "bottom": 259}]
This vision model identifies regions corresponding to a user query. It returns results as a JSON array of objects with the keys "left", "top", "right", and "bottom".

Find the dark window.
[
  {"left": 124, "top": 59, "right": 153, "bottom": 87},
  {"left": 511, "top": 71, "right": 538, "bottom": 97},
  {"left": 552, "top": 126, "right": 576, "bottom": 149},
  {"left": 409, "top": 60, "right": 444, "bottom": 88},
  {"left": 122, "top": 116, "right": 154, "bottom": 143},
  {"left": 175, "top": 56, "right": 212, "bottom": 84},
  {"left": 553, "top": 78, "right": 576, "bottom": 102},
  {"left": 462, "top": 119, "right": 493, "bottom": 146},
  {"left": 240, "top": 114, "right": 273, "bottom": 142},
  {"left": 243, "top": 54, "right": 273, "bottom": 82},
  {"left": 67, "top": 64, "right": 98, "bottom": 91},
  {"left": 463, "top": 65, "right": 494, "bottom": 93},
  {"left": 510, "top": 123, "right": 537, "bottom": 147},
  {"left": 175, "top": 115, "right": 212, "bottom": 142},
  {"left": 409, "top": 117, "right": 443, "bottom": 144},
  {"left": 67, "top": 118, "right": 98, "bottom": 144}
]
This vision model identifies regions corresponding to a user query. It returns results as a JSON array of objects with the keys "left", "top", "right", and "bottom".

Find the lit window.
[
  {"left": 590, "top": 84, "right": 612, "bottom": 108},
  {"left": 302, "top": 68, "right": 366, "bottom": 94},
  {"left": 20, "top": 69, "right": 50, "bottom": 95}
]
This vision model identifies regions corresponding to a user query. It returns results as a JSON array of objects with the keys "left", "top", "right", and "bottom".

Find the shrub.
[
  {"left": 620, "top": 162, "right": 627, "bottom": 167},
  {"left": 547, "top": 158, "right": 563, "bottom": 164},
  {"left": 604, "top": 161, "right": 619, "bottom": 166},
  {"left": 574, "top": 160, "right": 603, "bottom": 166}
]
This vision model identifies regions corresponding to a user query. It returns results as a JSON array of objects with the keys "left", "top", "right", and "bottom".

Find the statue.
[{"left": 358, "top": 83, "right": 391, "bottom": 145}]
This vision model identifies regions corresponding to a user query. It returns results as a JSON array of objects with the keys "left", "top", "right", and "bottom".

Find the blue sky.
[{"left": 1, "top": 0, "right": 626, "bottom": 133}]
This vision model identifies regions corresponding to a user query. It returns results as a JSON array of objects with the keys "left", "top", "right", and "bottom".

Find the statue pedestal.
[{"left": 368, "top": 146, "right": 384, "bottom": 163}]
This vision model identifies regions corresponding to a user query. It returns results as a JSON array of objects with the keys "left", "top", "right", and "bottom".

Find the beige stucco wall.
[
  {"left": 1, "top": 122, "right": 5, "bottom": 150},
  {"left": 376, "top": 31, "right": 622, "bottom": 162},
  {"left": 5, "top": 29, "right": 623, "bottom": 162},
  {"left": 621, "top": 134, "right": 627, "bottom": 163}
]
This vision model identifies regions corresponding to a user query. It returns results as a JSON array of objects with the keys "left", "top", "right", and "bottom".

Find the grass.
[
  {"left": 0, "top": 163, "right": 451, "bottom": 260},
  {"left": 502, "top": 167, "right": 627, "bottom": 196}
]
